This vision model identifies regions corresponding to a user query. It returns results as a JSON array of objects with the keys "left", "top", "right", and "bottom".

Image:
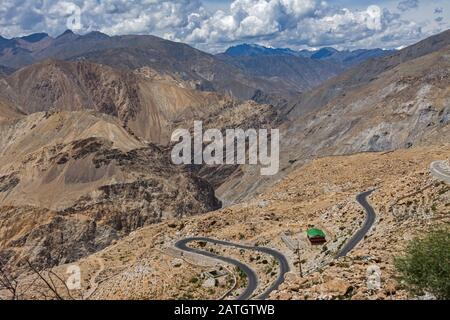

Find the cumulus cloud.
[
  {"left": 186, "top": 0, "right": 321, "bottom": 43},
  {"left": 186, "top": 1, "right": 426, "bottom": 51},
  {"left": 0, "top": 0, "right": 204, "bottom": 38},
  {"left": 186, "top": 1, "right": 386, "bottom": 46},
  {"left": 0, "top": 0, "right": 448, "bottom": 52}
]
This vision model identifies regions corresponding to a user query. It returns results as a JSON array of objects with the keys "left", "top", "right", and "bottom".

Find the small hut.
[{"left": 307, "top": 228, "right": 326, "bottom": 245}]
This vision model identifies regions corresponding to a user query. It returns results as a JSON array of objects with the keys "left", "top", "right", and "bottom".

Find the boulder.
[
  {"left": 384, "top": 280, "right": 398, "bottom": 295},
  {"left": 318, "top": 278, "right": 352, "bottom": 297},
  {"left": 284, "top": 272, "right": 301, "bottom": 283},
  {"left": 277, "top": 291, "right": 293, "bottom": 300},
  {"left": 351, "top": 290, "right": 368, "bottom": 300},
  {"left": 171, "top": 258, "right": 183, "bottom": 268},
  {"left": 202, "top": 278, "right": 217, "bottom": 288}
]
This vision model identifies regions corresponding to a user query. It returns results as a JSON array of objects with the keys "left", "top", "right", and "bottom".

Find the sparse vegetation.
[
  {"left": 236, "top": 267, "right": 247, "bottom": 281},
  {"left": 395, "top": 228, "right": 450, "bottom": 299},
  {"left": 189, "top": 277, "right": 199, "bottom": 284}
]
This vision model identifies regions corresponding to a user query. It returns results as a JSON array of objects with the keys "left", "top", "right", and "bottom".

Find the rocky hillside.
[
  {"left": 0, "top": 31, "right": 388, "bottom": 102},
  {"left": 0, "top": 57, "right": 279, "bottom": 272},
  {"left": 286, "top": 29, "right": 450, "bottom": 119},
  {"left": 216, "top": 34, "right": 450, "bottom": 205},
  {"left": 0, "top": 99, "right": 22, "bottom": 121},
  {"left": 216, "top": 54, "right": 342, "bottom": 98},
  {"left": 0, "top": 65, "right": 14, "bottom": 76},
  {"left": 0, "top": 60, "right": 255, "bottom": 144},
  {"left": 217, "top": 45, "right": 393, "bottom": 97},
  {"left": 0, "top": 111, "right": 221, "bottom": 270},
  {"left": 12, "top": 145, "right": 448, "bottom": 300},
  {"left": 282, "top": 45, "right": 450, "bottom": 157}
]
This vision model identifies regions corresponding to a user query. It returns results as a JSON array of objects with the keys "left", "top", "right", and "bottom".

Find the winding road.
[
  {"left": 175, "top": 237, "right": 290, "bottom": 300},
  {"left": 430, "top": 161, "right": 450, "bottom": 184},
  {"left": 175, "top": 190, "right": 376, "bottom": 299},
  {"left": 336, "top": 189, "right": 376, "bottom": 258}
]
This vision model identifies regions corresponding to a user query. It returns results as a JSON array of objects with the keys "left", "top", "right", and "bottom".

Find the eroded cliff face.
[{"left": 0, "top": 111, "right": 220, "bottom": 269}]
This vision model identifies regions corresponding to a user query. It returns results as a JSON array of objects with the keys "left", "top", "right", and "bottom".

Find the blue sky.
[{"left": 0, "top": 0, "right": 449, "bottom": 52}]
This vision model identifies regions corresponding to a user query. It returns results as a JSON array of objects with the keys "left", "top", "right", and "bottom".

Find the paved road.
[
  {"left": 336, "top": 190, "right": 376, "bottom": 258},
  {"left": 430, "top": 161, "right": 450, "bottom": 184},
  {"left": 175, "top": 237, "right": 290, "bottom": 300}
]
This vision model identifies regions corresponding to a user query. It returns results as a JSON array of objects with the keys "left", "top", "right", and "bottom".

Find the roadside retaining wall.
[
  {"left": 165, "top": 247, "right": 223, "bottom": 267},
  {"left": 430, "top": 161, "right": 450, "bottom": 184}
]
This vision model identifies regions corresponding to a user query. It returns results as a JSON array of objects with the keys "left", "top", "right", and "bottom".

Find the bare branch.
[
  {"left": 47, "top": 269, "right": 75, "bottom": 300},
  {"left": 25, "top": 259, "right": 64, "bottom": 300}
]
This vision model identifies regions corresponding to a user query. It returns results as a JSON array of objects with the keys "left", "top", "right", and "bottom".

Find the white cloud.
[
  {"left": 0, "top": 0, "right": 448, "bottom": 52},
  {"left": 0, "top": 0, "right": 204, "bottom": 38},
  {"left": 186, "top": 0, "right": 322, "bottom": 43},
  {"left": 186, "top": 1, "right": 425, "bottom": 51}
]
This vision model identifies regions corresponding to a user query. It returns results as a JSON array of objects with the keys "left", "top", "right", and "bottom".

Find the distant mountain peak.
[
  {"left": 310, "top": 47, "right": 339, "bottom": 59},
  {"left": 57, "top": 29, "right": 76, "bottom": 38},
  {"left": 83, "top": 31, "right": 110, "bottom": 40},
  {"left": 224, "top": 43, "right": 300, "bottom": 57},
  {"left": 0, "top": 35, "right": 12, "bottom": 48},
  {"left": 321, "top": 47, "right": 339, "bottom": 52},
  {"left": 19, "top": 33, "right": 49, "bottom": 43}
]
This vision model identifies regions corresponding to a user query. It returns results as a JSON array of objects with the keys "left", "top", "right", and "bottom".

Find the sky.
[{"left": 0, "top": 0, "right": 449, "bottom": 53}]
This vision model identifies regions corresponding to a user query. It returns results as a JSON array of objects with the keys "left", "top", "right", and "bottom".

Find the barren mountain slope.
[
  {"left": 0, "top": 31, "right": 389, "bottom": 102},
  {"left": 216, "top": 53, "right": 343, "bottom": 96},
  {"left": 286, "top": 29, "right": 450, "bottom": 119},
  {"left": 0, "top": 60, "right": 246, "bottom": 144},
  {"left": 216, "top": 43, "right": 450, "bottom": 204},
  {"left": 0, "top": 99, "right": 22, "bottom": 121},
  {"left": 0, "top": 59, "right": 281, "bottom": 213},
  {"left": 0, "top": 65, "right": 14, "bottom": 76},
  {"left": 15, "top": 145, "right": 448, "bottom": 300},
  {"left": 0, "top": 32, "right": 299, "bottom": 101},
  {"left": 0, "top": 111, "right": 221, "bottom": 269},
  {"left": 282, "top": 44, "right": 450, "bottom": 157}
]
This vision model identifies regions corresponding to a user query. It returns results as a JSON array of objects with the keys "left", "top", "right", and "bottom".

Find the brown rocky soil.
[
  {"left": 0, "top": 111, "right": 221, "bottom": 270},
  {"left": 8, "top": 145, "right": 448, "bottom": 300}
]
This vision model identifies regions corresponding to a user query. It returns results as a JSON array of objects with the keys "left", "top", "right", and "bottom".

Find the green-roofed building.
[{"left": 307, "top": 228, "right": 327, "bottom": 244}]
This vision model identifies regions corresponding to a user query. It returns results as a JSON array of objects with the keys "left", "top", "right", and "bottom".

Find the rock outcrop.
[{"left": 0, "top": 111, "right": 221, "bottom": 269}]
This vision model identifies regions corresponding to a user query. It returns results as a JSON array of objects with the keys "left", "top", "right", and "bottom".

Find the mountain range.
[
  {"left": 221, "top": 43, "right": 393, "bottom": 67},
  {"left": 217, "top": 29, "right": 450, "bottom": 204},
  {"left": 0, "top": 31, "right": 393, "bottom": 103},
  {"left": 0, "top": 28, "right": 449, "bottom": 299}
]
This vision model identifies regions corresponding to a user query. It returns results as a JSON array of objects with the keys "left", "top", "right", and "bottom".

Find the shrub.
[
  {"left": 189, "top": 277, "right": 199, "bottom": 284},
  {"left": 395, "top": 228, "right": 450, "bottom": 299}
]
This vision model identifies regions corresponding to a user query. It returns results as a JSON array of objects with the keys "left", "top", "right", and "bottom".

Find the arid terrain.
[
  {"left": 0, "top": 28, "right": 449, "bottom": 300},
  {"left": 6, "top": 145, "right": 448, "bottom": 300}
]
